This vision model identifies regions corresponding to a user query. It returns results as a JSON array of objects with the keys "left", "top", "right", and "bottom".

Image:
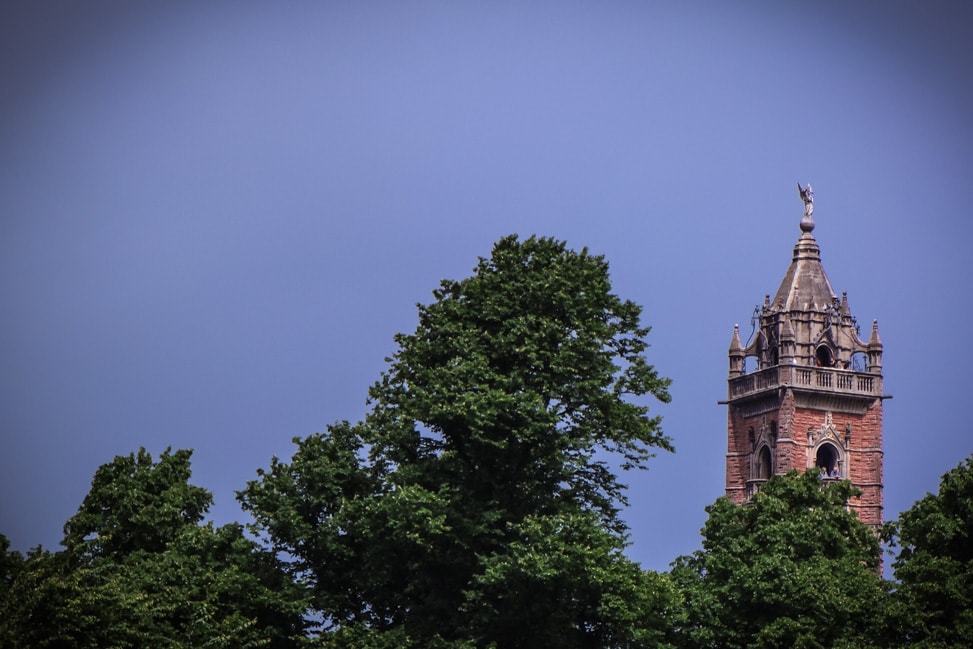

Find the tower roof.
[{"left": 770, "top": 212, "right": 837, "bottom": 312}]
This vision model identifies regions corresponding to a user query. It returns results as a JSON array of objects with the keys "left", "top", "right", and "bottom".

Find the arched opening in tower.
[
  {"left": 743, "top": 355, "right": 759, "bottom": 374},
  {"left": 756, "top": 445, "right": 772, "bottom": 479},
  {"left": 815, "top": 443, "right": 841, "bottom": 478},
  {"left": 815, "top": 345, "right": 834, "bottom": 367}
]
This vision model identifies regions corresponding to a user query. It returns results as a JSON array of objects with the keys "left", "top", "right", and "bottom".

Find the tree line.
[{"left": 2, "top": 236, "right": 970, "bottom": 648}]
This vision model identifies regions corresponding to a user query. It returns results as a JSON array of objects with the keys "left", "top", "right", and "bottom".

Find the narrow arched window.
[
  {"left": 815, "top": 443, "right": 841, "bottom": 478},
  {"left": 757, "top": 445, "right": 772, "bottom": 479},
  {"left": 815, "top": 345, "right": 834, "bottom": 367}
]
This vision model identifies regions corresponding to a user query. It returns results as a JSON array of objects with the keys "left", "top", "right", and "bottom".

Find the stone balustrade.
[
  {"left": 729, "top": 365, "right": 881, "bottom": 401},
  {"left": 745, "top": 479, "right": 767, "bottom": 500}
]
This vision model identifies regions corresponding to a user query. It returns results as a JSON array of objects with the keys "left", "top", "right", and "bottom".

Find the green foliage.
[
  {"left": 671, "top": 470, "right": 888, "bottom": 649},
  {"left": 8, "top": 235, "right": 973, "bottom": 648},
  {"left": 62, "top": 448, "right": 212, "bottom": 559},
  {"left": 0, "top": 449, "right": 306, "bottom": 649},
  {"left": 465, "top": 510, "right": 681, "bottom": 648},
  {"left": 0, "top": 534, "right": 23, "bottom": 601},
  {"left": 240, "top": 235, "right": 674, "bottom": 647},
  {"left": 888, "top": 454, "right": 973, "bottom": 648}
]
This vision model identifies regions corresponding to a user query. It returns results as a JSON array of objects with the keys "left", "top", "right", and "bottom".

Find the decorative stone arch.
[
  {"left": 754, "top": 331, "right": 769, "bottom": 369},
  {"left": 743, "top": 331, "right": 770, "bottom": 373},
  {"left": 742, "top": 354, "right": 759, "bottom": 374},
  {"left": 750, "top": 416, "right": 778, "bottom": 482},
  {"left": 768, "top": 344, "right": 779, "bottom": 367},
  {"left": 807, "top": 411, "right": 847, "bottom": 478},
  {"left": 814, "top": 441, "right": 843, "bottom": 478},
  {"left": 815, "top": 343, "right": 834, "bottom": 367},
  {"left": 850, "top": 350, "right": 868, "bottom": 372},
  {"left": 753, "top": 444, "right": 773, "bottom": 480}
]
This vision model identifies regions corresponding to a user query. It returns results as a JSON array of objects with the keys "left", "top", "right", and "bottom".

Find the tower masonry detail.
[{"left": 723, "top": 186, "right": 887, "bottom": 528}]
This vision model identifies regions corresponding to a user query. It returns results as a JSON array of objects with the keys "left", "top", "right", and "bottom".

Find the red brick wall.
[
  {"left": 725, "top": 403, "right": 753, "bottom": 505},
  {"left": 726, "top": 394, "right": 884, "bottom": 527},
  {"left": 789, "top": 404, "right": 883, "bottom": 526},
  {"left": 725, "top": 395, "right": 786, "bottom": 505},
  {"left": 850, "top": 402, "right": 883, "bottom": 527}
]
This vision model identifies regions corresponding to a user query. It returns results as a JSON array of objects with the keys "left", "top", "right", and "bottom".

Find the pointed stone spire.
[
  {"left": 729, "top": 324, "right": 744, "bottom": 377},
  {"left": 771, "top": 198, "right": 837, "bottom": 313},
  {"left": 736, "top": 189, "right": 880, "bottom": 369},
  {"left": 867, "top": 320, "right": 883, "bottom": 374},
  {"left": 868, "top": 319, "right": 883, "bottom": 347},
  {"left": 729, "top": 323, "right": 743, "bottom": 352}
]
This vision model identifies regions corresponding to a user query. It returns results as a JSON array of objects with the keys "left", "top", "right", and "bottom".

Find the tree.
[
  {"left": 0, "top": 534, "right": 23, "bottom": 602},
  {"left": 61, "top": 447, "right": 212, "bottom": 559},
  {"left": 0, "top": 448, "right": 307, "bottom": 648},
  {"left": 888, "top": 454, "right": 973, "bottom": 648},
  {"left": 670, "top": 470, "right": 889, "bottom": 649},
  {"left": 240, "top": 235, "right": 676, "bottom": 647}
]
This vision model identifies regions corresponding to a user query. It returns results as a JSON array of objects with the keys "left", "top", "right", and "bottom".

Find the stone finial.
[
  {"left": 867, "top": 320, "right": 883, "bottom": 375},
  {"left": 729, "top": 324, "right": 744, "bottom": 377},
  {"left": 868, "top": 319, "right": 883, "bottom": 348},
  {"left": 798, "top": 182, "right": 815, "bottom": 232},
  {"left": 729, "top": 324, "right": 743, "bottom": 352}
]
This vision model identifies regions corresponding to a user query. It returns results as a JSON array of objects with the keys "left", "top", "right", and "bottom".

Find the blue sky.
[{"left": 2, "top": 1, "right": 971, "bottom": 573}]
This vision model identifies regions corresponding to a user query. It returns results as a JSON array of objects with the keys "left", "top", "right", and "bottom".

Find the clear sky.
[{"left": 2, "top": 1, "right": 971, "bottom": 574}]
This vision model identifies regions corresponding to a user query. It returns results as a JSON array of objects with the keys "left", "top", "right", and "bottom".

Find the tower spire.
[{"left": 771, "top": 187, "right": 835, "bottom": 315}]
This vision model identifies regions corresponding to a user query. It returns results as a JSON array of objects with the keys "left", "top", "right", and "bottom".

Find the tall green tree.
[
  {"left": 0, "top": 449, "right": 307, "bottom": 649},
  {"left": 888, "top": 454, "right": 973, "bottom": 648},
  {"left": 670, "top": 470, "right": 889, "bottom": 649},
  {"left": 241, "top": 235, "right": 676, "bottom": 648}
]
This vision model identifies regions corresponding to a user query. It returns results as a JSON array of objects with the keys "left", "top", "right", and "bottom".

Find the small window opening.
[
  {"left": 815, "top": 443, "right": 840, "bottom": 478},
  {"left": 815, "top": 345, "right": 834, "bottom": 367}
]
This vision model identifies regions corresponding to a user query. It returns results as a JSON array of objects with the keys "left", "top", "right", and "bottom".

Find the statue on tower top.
[{"left": 797, "top": 182, "right": 814, "bottom": 218}]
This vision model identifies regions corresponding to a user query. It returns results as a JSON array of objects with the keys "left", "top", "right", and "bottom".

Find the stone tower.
[{"left": 723, "top": 185, "right": 886, "bottom": 528}]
